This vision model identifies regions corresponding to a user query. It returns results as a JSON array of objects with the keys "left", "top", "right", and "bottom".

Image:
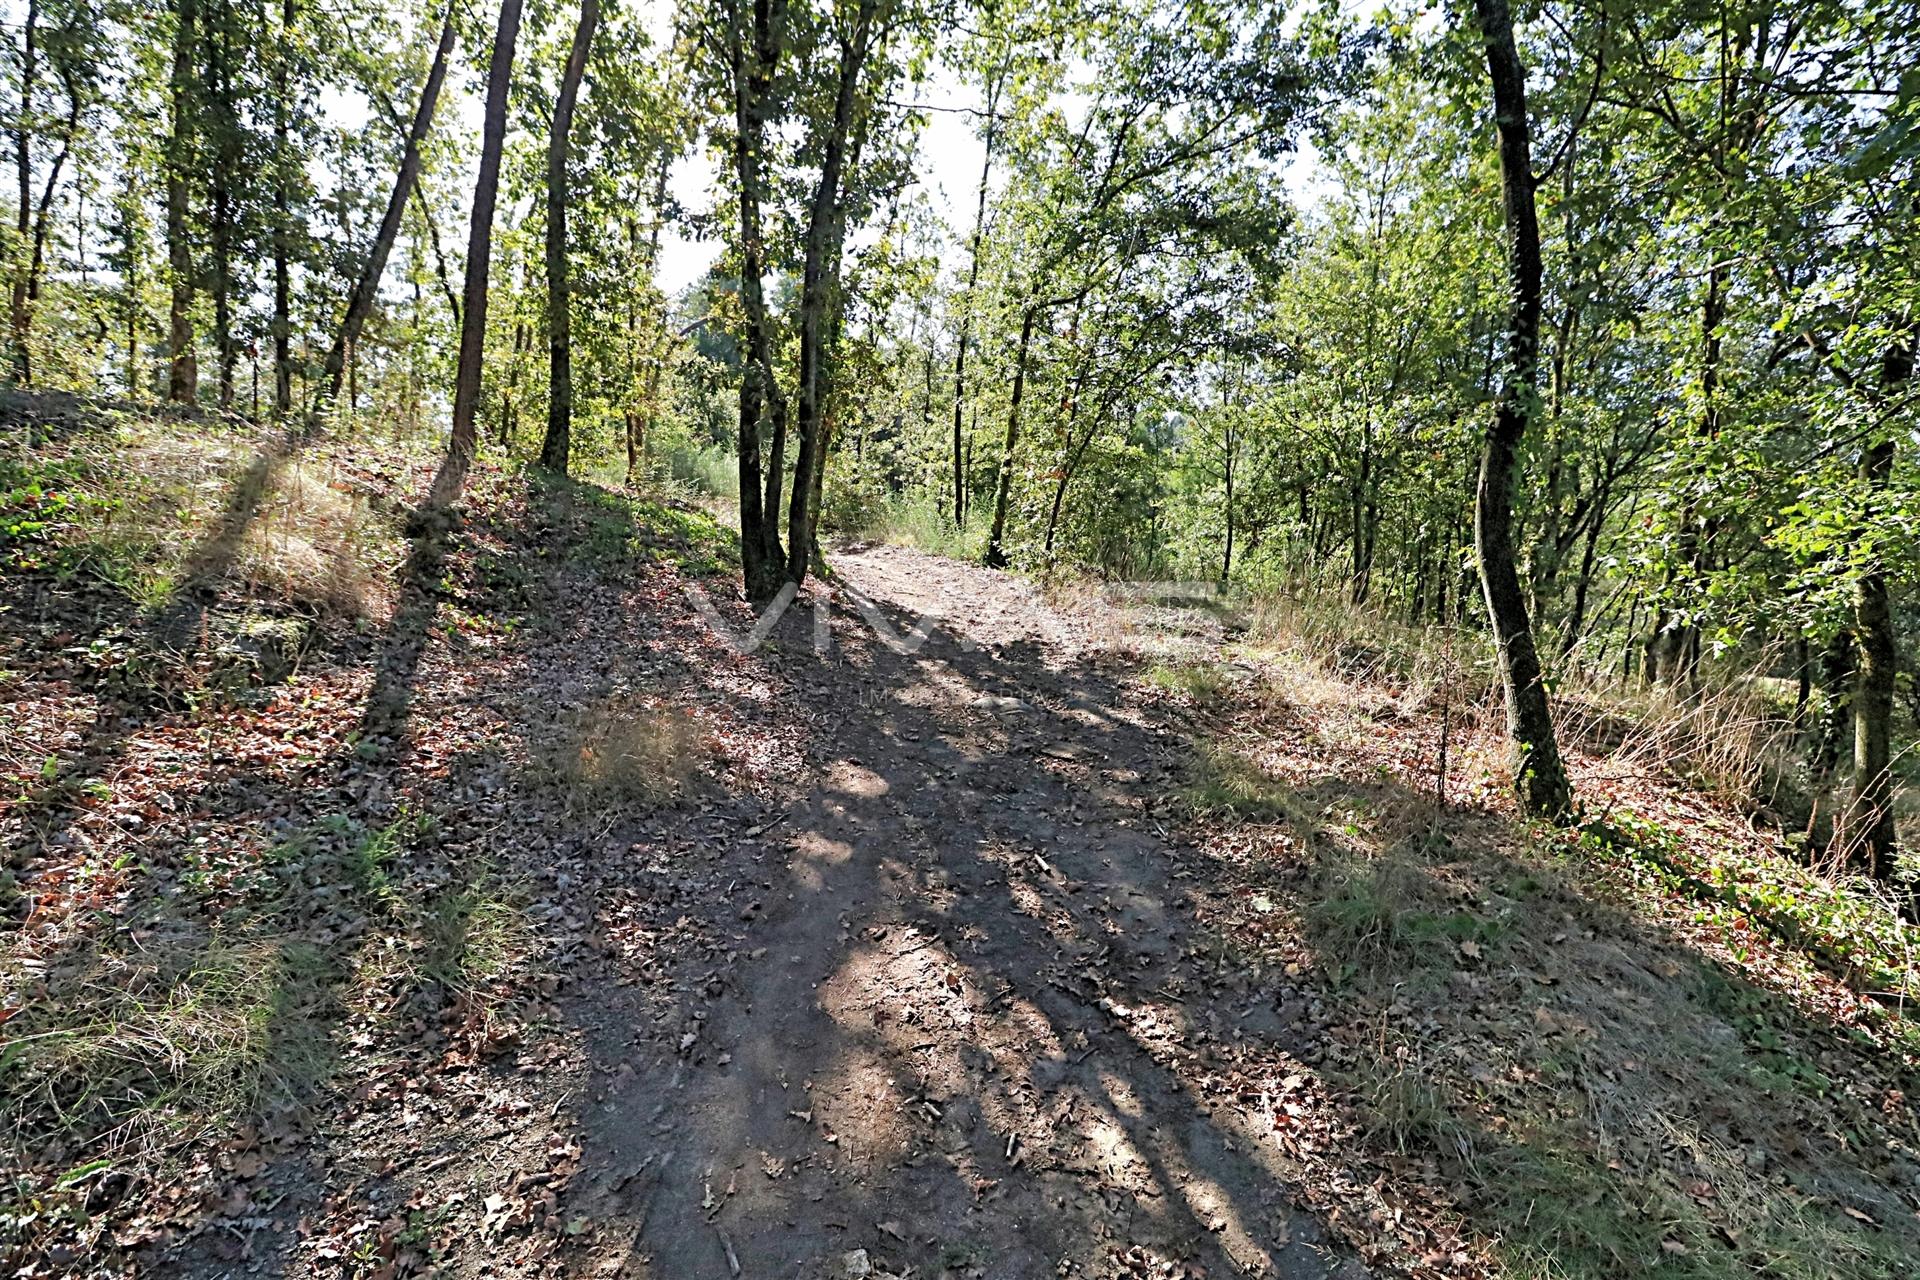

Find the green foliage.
[{"left": 1576, "top": 812, "right": 1919, "bottom": 1005}]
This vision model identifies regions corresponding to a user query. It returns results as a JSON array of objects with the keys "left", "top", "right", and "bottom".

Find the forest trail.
[
  {"left": 15, "top": 442, "right": 1916, "bottom": 1280},
  {"left": 569, "top": 544, "right": 1365, "bottom": 1279}
]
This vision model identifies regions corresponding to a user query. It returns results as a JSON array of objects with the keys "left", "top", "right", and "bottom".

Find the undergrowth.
[
  {"left": 1, "top": 809, "right": 537, "bottom": 1244},
  {"left": 1574, "top": 811, "right": 1920, "bottom": 1013},
  {"left": 1176, "top": 624, "right": 1920, "bottom": 1280}
]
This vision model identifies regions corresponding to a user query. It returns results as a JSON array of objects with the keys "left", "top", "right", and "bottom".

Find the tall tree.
[
  {"left": 431, "top": 0, "right": 523, "bottom": 505},
  {"left": 204, "top": 0, "right": 237, "bottom": 411},
  {"left": 269, "top": 0, "right": 297, "bottom": 416},
  {"left": 1837, "top": 327, "right": 1911, "bottom": 886},
  {"left": 949, "top": 56, "right": 1005, "bottom": 527},
  {"left": 319, "top": 0, "right": 458, "bottom": 415},
  {"left": 165, "top": 0, "right": 198, "bottom": 404},
  {"left": 1468, "top": 0, "right": 1573, "bottom": 820},
  {"left": 537, "top": 0, "right": 600, "bottom": 474},
  {"left": 718, "top": 0, "right": 789, "bottom": 599},
  {"left": 784, "top": 0, "right": 883, "bottom": 583},
  {"left": 7, "top": 1, "right": 89, "bottom": 386},
  {"left": 9, "top": 0, "right": 41, "bottom": 381}
]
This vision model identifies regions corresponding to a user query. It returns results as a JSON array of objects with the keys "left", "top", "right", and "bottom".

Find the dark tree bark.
[
  {"left": 1815, "top": 630, "right": 1855, "bottom": 771},
  {"left": 208, "top": 0, "right": 236, "bottom": 411},
  {"left": 409, "top": 183, "right": 460, "bottom": 326},
  {"left": 9, "top": 0, "right": 38, "bottom": 382},
  {"left": 784, "top": 0, "right": 879, "bottom": 584},
  {"left": 431, "top": 0, "right": 522, "bottom": 506},
  {"left": 1220, "top": 420, "right": 1237, "bottom": 589},
  {"left": 18, "top": 62, "right": 80, "bottom": 385},
  {"left": 166, "top": 0, "right": 199, "bottom": 405},
  {"left": 501, "top": 266, "right": 527, "bottom": 443},
  {"left": 725, "top": 0, "right": 790, "bottom": 600},
  {"left": 1838, "top": 333, "right": 1909, "bottom": 885},
  {"left": 983, "top": 305, "right": 1038, "bottom": 568},
  {"left": 323, "top": 0, "right": 458, "bottom": 416},
  {"left": 1842, "top": 439, "right": 1898, "bottom": 876},
  {"left": 537, "top": 0, "right": 599, "bottom": 475},
  {"left": 1469, "top": 0, "right": 1573, "bottom": 821},
  {"left": 1801, "top": 627, "right": 1854, "bottom": 851},
  {"left": 271, "top": 0, "right": 295, "bottom": 415},
  {"left": 121, "top": 170, "right": 140, "bottom": 396},
  {"left": 1041, "top": 369, "right": 1098, "bottom": 560}
]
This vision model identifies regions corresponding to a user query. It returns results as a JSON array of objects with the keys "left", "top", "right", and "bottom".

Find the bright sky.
[
  {"left": 644, "top": 23, "right": 991, "bottom": 294},
  {"left": 366, "top": 0, "right": 987, "bottom": 295}
]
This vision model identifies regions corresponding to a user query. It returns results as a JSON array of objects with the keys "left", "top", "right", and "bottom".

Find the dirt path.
[
  {"left": 20, "top": 423, "right": 1917, "bottom": 1280},
  {"left": 561, "top": 545, "right": 1365, "bottom": 1279}
]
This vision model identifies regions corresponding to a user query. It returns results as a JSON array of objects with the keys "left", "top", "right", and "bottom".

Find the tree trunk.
[
  {"left": 1220, "top": 425, "right": 1236, "bottom": 589},
  {"left": 208, "top": 0, "right": 235, "bottom": 411},
  {"left": 1844, "top": 480, "right": 1897, "bottom": 877},
  {"left": 166, "top": 0, "right": 199, "bottom": 405},
  {"left": 9, "top": 0, "right": 40, "bottom": 383},
  {"left": 324, "top": 0, "right": 457, "bottom": 415},
  {"left": 122, "top": 170, "right": 140, "bottom": 396},
  {"left": 1470, "top": 0, "right": 1573, "bottom": 821},
  {"left": 628, "top": 155, "right": 670, "bottom": 486},
  {"left": 951, "top": 62, "right": 1005, "bottom": 527},
  {"left": 271, "top": 0, "right": 295, "bottom": 415},
  {"left": 1558, "top": 480, "right": 1611, "bottom": 659},
  {"left": 431, "top": 0, "right": 522, "bottom": 506},
  {"left": 9, "top": 0, "right": 39, "bottom": 382},
  {"left": 727, "top": 0, "right": 790, "bottom": 600},
  {"left": 784, "top": 0, "right": 878, "bottom": 584},
  {"left": 1042, "top": 408, "right": 1104, "bottom": 563},
  {"left": 983, "top": 306, "right": 1037, "bottom": 568},
  {"left": 409, "top": 183, "right": 461, "bottom": 325},
  {"left": 1800, "top": 626, "right": 1853, "bottom": 852},
  {"left": 1838, "top": 333, "right": 1909, "bottom": 885},
  {"left": 22, "top": 66, "right": 77, "bottom": 367},
  {"left": 537, "top": 0, "right": 598, "bottom": 475}
]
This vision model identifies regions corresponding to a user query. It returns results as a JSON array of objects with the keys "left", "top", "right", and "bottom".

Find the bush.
[{"left": 659, "top": 440, "right": 738, "bottom": 504}]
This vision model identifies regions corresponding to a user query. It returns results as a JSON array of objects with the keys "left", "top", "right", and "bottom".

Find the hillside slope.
[{"left": 3, "top": 395, "right": 1916, "bottom": 1279}]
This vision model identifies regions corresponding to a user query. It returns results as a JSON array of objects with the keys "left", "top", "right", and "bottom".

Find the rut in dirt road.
[{"left": 575, "top": 547, "right": 1368, "bottom": 1280}]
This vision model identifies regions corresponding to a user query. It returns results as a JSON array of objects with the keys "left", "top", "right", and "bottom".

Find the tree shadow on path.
[{"left": 561, "top": 561, "right": 1374, "bottom": 1279}]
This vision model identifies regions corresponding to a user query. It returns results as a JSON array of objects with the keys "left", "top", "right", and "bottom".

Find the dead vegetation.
[
  {"left": 4, "top": 407, "right": 405, "bottom": 621},
  {"left": 0, "top": 404, "right": 561, "bottom": 1271},
  {"left": 541, "top": 698, "right": 709, "bottom": 810},
  {"left": 1159, "top": 614, "right": 1920, "bottom": 1280}
]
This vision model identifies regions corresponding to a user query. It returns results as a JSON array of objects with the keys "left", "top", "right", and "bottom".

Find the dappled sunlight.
[
  {"left": 825, "top": 759, "right": 890, "bottom": 799},
  {"left": 15, "top": 373, "right": 1914, "bottom": 1279},
  {"left": 789, "top": 829, "right": 855, "bottom": 893}
]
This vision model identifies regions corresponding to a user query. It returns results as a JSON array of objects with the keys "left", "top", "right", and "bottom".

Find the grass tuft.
[
  {"left": 3, "top": 938, "right": 331, "bottom": 1154},
  {"left": 1183, "top": 738, "right": 1298, "bottom": 821},
  {"left": 545, "top": 700, "right": 707, "bottom": 810},
  {"left": 1143, "top": 659, "right": 1231, "bottom": 707}
]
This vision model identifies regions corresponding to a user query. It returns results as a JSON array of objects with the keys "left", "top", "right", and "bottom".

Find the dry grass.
[
  {"left": 7, "top": 412, "right": 404, "bottom": 622},
  {"left": 546, "top": 699, "right": 708, "bottom": 809},
  {"left": 2, "top": 936, "right": 331, "bottom": 1159},
  {"left": 0, "top": 810, "right": 543, "bottom": 1269},
  {"left": 1142, "top": 658, "right": 1233, "bottom": 707},
  {"left": 1245, "top": 590, "right": 1493, "bottom": 696},
  {"left": 235, "top": 458, "right": 397, "bottom": 618},
  {"left": 1175, "top": 587, "right": 1920, "bottom": 1279},
  {"left": 1557, "top": 670, "right": 1801, "bottom": 818}
]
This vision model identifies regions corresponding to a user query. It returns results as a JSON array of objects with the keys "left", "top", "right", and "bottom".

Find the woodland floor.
[{"left": 5, "top": 398, "right": 1919, "bottom": 1280}]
